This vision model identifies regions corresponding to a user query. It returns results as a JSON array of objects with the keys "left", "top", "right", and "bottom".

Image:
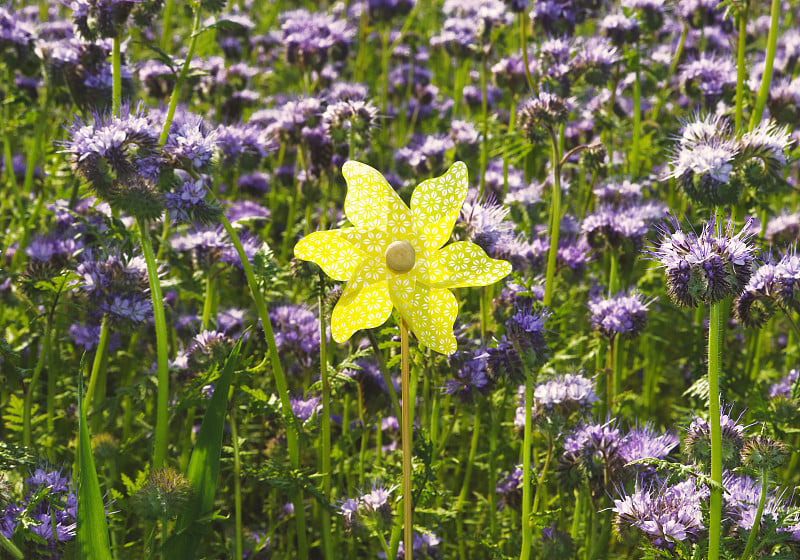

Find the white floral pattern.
[{"left": 294, "top": 160, "right": 512, "bottom": 355}]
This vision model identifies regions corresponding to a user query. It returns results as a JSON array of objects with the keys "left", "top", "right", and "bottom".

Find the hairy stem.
[{"left": 708, "top": 300, "right": 723, "bottom": 560}]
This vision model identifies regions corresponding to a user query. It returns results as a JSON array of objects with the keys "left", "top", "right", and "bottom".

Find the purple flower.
[
  {"left": 768, "top": 369, "right": 798, "bottom": 400},
  {"left": 766, "top": 212, "right": 800, "bottom": 245},
  {"left": 679, "top": 53, "right": 736, "bottom": 99},
  {"left": 444, "top": 350, "right": 489, "bottom": 399},
  {"left": 496, "top": 466, "right": 523, "bottom": 509},
  {"left": 395, "top": 134, "right": 454, "bottom": 176},
  {"left": 619, "top": 424, "right": 680, "bottom": 463},
  {"left": 533, "top": 372, "right": 598, "bottom": 415},
  {"left": 723, "top": 473, "right": 785, "bottom": 532},
  {"left": 290, "top": 395, "right": 321, "bottom": 422},
  {"left": 458, "top": 191, "right": 515, "bottom": 254},
  {"left": 279, "top": 9, "right": 353, "bottom": 71},
  {"left": 613, "top": 478, "right": 707, "bottom": 549},
  {"left": 683, "top": 406, "right": 749, "bottom": 469},
  {"left": 269, "top": 305, "right": 320, "bottom": 369},
  {"left": 588, "top": 290, "right": 649, "bottom": 340},
  {"left": 648, "top": 216, "right": 756, "bottom": 307}
]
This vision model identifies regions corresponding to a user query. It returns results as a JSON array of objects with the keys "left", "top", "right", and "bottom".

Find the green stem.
[
  {"left": 520, "top": 368, "right": 534, "bottom": 560},
  {"left": 138, "top": 218, "right": 170, "bottom": 470},
  {"left": 202, "top": 266, "right": 216, "bottom": 329},
  {"left": 0, "top": 533, "right": 22, "bottom": 560},
  {"left": 479, "top": 51, "right": 490, "bottom": 198},
  {"left": 708, "top": 301, "right": 723, "bottom": 560},
  {"left": 650, "top": 24, "right": 687, "bottom": 122},
  {"left": 219, "top": 215, "right": 308, "bottom": 557},
  {"left": 740, "top": 466, "right": 768, "bottom": 560},
  {"left": 160, "top": 0, "right": 174, "bottom": 51},
  {"left": 367, "top": 330, "right": 403, "bottom": 422},
  {"left": 400, "top": 320, "right": 413, "bottom": 560},
  {"left": 455, "top": 404, "right": 481, "bottom": 560},
  {"left": 543, "top": 130, "right": 562, "bottom": 308},
  {"left": 158, "top": 3, "right": 203, "bottom": 146},
  {"left": 318, "top": 279, "right": 334, "bottom": 560},
  {"left": 112, "top": 33, "right": 122, "bottom": 116},
  {"left": 631, "top": 41, "right": 641, "bottom": 176},
  {"left": 531, "top": 436, "right": 553, "bottom": 514},
  {"left": 84, "top": 315, "right": 110, "bottom": 413},
  {"left": 735, "top": 4, "right": 749, "bottom": 134},
  {"left": 748, "top": 0, "right": 780, "bottom": 129},
  {"left": 519, "top": 11, "right": 536, "bottom": 95},
  {"left": 230, "top": 400, "right": 243, "bottom": 560},
  {"left": 23, "top": 319, "right": 51, "bottom": 448}
]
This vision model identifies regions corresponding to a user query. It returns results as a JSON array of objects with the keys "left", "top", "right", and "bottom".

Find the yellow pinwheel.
[{"left": 294, "top": 160, "right": 512, "bottom": 355}]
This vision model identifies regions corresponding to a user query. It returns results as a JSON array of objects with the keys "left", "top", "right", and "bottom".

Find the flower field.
[{"left": 2, "top": 0, "right": 800, "bottom": 558}]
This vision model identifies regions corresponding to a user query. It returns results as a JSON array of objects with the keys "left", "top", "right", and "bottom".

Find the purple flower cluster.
[
  {"left": 588, "top": 290, "right": 649, "bottom": 340},
  {"left": 278, "top": 9, "right": 353, "bottom": 71},
  {"left": 613, "top": 478, "right": 707, "bottom": 550},
  {"left": 338, "top": 481, "right": 397, "bottom": 527},
  {"left": 75, "top": 251, "right": 152, "bottom": 327},
  {"left": 734, "top": 251, "right": 800, "bottom": 327},
  {"left": 559, "top": 419, "right": 678, "bottom": 496},
  {"left": 532, "top": 372, "right": 598, "bottom": 416},
  {"left": 1, "top": 467, "right": 78, "bottom": 552},
  {"left": 649, "top": 216, "right": 756, "bottom": 307}
]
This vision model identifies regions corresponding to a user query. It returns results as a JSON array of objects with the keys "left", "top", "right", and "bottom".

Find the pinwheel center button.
[{"left": 385, "top": 240, "right": 416, "bottom": 273}]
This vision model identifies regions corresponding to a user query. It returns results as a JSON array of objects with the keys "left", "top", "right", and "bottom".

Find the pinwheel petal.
[
  {"left": 431, "top": 241, "right": 513, "bottom": 288},
  {"left": 330, "top": 280, "right": 394, "bottom": 342},
  {"left": 388, "top": 277, "right": 458, "bottom": 355},
  {"left": 294, "top": 230, "right": 365, "bottom": 281},
  {"left": 343, "top": 161, "right": 413, "bottom": 235},
  {"left": 411, "top": 161, "right": 469, "bottom": 251}
]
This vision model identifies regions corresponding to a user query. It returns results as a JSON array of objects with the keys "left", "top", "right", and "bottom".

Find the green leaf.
[
  {"left": 164, "top": 337, "right": 243, "bottom": 557},
  {"left": 77, "top": 356, "right": 113, "bottom": 560}
]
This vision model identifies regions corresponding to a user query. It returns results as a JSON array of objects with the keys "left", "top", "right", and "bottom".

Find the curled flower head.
[
  {"left": 648, "top": 216, "right": 756, "bottom": 307},
  {"left": 588, "top": 290, "right": 650, "bottom": 341},
  {"left": 294, "top": 161, "right": 512, "bottom": 354}
]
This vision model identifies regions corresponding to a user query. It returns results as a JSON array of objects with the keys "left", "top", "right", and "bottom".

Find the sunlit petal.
[
  {"left": 411, "top": 161, "right": 469, "bottom": 251},
  {"left": 343, "top": 161, "right": 413, "bottom": 235},
  {"left": 331, "top": 280, "right": 394, "bottom": 342},
  {"left": 388, "top": 278, "right": 458, "bottom": 355},
  {"left": 294, "top": 230, "right": 364, "bottom": 281},
  {"left": 431, "top": 241, "right": 513, "bottom": 288}
]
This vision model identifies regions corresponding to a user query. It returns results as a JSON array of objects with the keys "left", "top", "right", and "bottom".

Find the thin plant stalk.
[
  {"left": 740, "top": 466, "right": 768, "bottom": 560},
  {"left": 708, "top": 300, "right": 724, "bottom": 560},
  {"left": 748, "top": 0, "right": 780, "bottom": 129},
  {"left": 23, "top": 319, "right": 51, "bottom": 448},
  {"left": 229, "top": 400, "right": 243, "bottom": 560},
  {"left": 519, "top": 11, "right": 536, "bottom": 95},
  {"left": 543, "top": 130, "right": 562, "bottom": 307},
  {"left": 478, "top": 51, "right": 490, "bottom": 197},
  {"left": 520, "top": 366, "right": 534, "bottom": 560},
  {"left": 84, "top": 315, "right": 110, "bottom": 413},
  {"left": 400, "top": 319, "right": 413, "bottom": 560},
  {"left": 734, "top": 3, "right": 750, "bottom": 133},
  {"left": 219, "top": 214, "right": 308, "bottom": 557},
  {"left": 650, "top": 24, "right": 687, "bottom": 122},
  {"left": 318, "top": 279, "right": 334, "bottom": 560},
  {"left": 455, "top": 404, "right": 481, "bottom": 560},
  {"left": 160, "top": 0, "right": 175, "bottom": 51},
  {"left": 531, "top": 434, "right": 554, "bottom": 514},
  {"left": 158, "top": 3, "right": 203, "bottom": 147},
  {"left": 112, "top": 34, "right": 122, "bottom": 117},
  {"left": 631, "top": 40, "right": 641, "bottom": 176},
  {"left": 137, "top": 218, "right": 171, "bottom": 470}
]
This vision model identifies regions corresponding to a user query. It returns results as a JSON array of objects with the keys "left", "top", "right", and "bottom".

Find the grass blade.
[
  {"left": 164, "top": 336, "right": 243, "bottom": 557},
  {"left": 77, "top": 355, "right": 113, "bottom": 560}
]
